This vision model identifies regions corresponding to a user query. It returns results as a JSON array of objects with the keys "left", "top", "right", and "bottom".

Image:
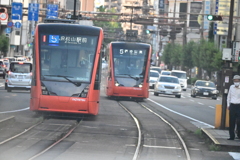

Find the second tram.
[
  {"left": 30, "top": 20, "right": 103, "bottom": 115},
  {"left": 104, "top": 42, "right": 152, "bottom": 100}
]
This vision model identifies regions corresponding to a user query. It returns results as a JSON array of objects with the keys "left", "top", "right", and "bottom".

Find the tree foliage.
[
  {"left": 197, "top": 40, "right": 222, "bottom": 77},
  {"left": 181, "top": 41, "right": 196, "bottom": 70},
  {"left": 93, "top": 6, "right": 122, "bottom": 46},
  {"left": 161, "top": 39, "right": 222, "bottom": 78},
  {"left": 162, "top": 43, "right": 182, "bottom": 70},
  {"left": 0, "top": 35, "right": 9, "bottom": 56}
]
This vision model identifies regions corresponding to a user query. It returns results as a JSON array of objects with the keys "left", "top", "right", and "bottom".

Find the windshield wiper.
[
  {"left": 43, "top": 75, "right": 82, "bottom": 87},
  {"left": 117, "top": 74, "right": 140, "bottom": 81}
]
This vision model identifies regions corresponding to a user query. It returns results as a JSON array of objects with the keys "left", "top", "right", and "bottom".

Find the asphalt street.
[{"left": 0, "top": 77, "right": 239, "bottom": 160}]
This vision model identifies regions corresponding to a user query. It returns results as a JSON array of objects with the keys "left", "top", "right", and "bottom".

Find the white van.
[
  {"left": 5, "top": 61, "right": 32, "bottom": 92},
  {"left": 171, "top": 70, "right": 188, "bottom": 91}
]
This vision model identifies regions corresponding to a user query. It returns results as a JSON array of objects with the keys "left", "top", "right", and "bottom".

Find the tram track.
[
  {"left": 28, "top": 118, "right": 82, "bottom": 160},
  {"left": 0, "top": 114, "right": 83, "bottom": 160},
  {"left": 118, "top": 100, "right": 191, "bottom": 160}
]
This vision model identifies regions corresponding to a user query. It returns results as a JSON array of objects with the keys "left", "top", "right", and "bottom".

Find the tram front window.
[
  {"left": 113, "top": 49, "right": 147, "bottom": 78},
  {"left": 39, "top": 34, "right": 97, "bottom": 83}
]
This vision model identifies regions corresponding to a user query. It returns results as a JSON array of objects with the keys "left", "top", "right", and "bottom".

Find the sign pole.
[{"left": 220, "top": 0, "right": 234, "bottom": 129}]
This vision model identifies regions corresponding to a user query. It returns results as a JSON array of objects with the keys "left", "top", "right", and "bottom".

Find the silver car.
[
  {"left": 154, "top": 75, "right": 182, "bottom": 98},
  {"left": 149, "top": 70, "right": 160, "bottom": 89},
  {"left": 5, "top": 61, "right": 32, "bottom": 92}
]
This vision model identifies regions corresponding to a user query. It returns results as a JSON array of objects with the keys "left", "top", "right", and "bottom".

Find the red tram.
[
  {"left": 104, "top": 42, "right": 152, "bottom": 100},
  {"left": 30, "top": 20, "right": 103, "bottom": 115}
]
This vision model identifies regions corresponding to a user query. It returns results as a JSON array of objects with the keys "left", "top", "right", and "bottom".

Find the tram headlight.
[
  {"left": 80, "top": 85, "right": 89, "bottom": 98},
  {"left": 41, "top": 83, "right": 49, "bottom": 95}
]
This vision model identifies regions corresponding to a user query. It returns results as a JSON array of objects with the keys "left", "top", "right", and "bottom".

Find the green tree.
[
  {"left": 162, "top": 43, "right": 182, "bottom": 70},
  {"left": 0, "top": 35, "right": 9, "bottom": 56},
  {"left": 93, "top": 6, "right": 122, "bottom": 45},
  {"left": 181, "top": 41, "right": 196, "bottom": 70},
  {"left": 170, "top": 43, "right": 182, "bottom": 69},
  {"left": 198, "top": 40, "right": 222, "bottom": 78},
  {"left": 161, "top": 43, "right": 173, "bottom": 69}
]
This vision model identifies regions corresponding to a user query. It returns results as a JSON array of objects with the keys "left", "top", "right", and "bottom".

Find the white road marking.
[
  {"left": 198, "top": 102, "right": 204, "bottom": 105},
  {"left": 147, "top": 98, "right": 214, "bottom": 128},
  {"left": 190, "top": 99, "right": 194, "bottom": 102},
  {"left": 208, "top": 106, "right": 214, "bottom": 109},
  {"left": 0, "top": 107, "right": 29, "bottom": 114},
  {"left": 143, "top": 145, "right": 182, "bottom": 150}
]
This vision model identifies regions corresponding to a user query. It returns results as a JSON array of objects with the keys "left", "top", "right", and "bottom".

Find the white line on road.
[
  {"left": 147, "top": 98, "right": 214, "bottom": 128},
  {"left": 143, "top": 145, "right": 182, "bottom": 150},
  {"left": 208, "top": 106, "right": 214, "bottom": 109},
  {"left": 0, "top": 107, "right": 29, "bottom": 114},
  {"left": 198, "top": 102, "right": 204, "bottom": 105},
  {"left": 190, "top": 99, "right": 194, "bottom": 102}
]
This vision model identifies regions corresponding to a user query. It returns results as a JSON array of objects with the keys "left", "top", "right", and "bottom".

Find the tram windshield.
[
  {"left": 39, "top": 34, "right": 98, "bottom": 83},
  {"left": 113, "top": 48, "right": 148, "bottom": 79}
]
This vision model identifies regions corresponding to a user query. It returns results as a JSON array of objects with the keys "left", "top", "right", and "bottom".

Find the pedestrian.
[{"left": 227, "top": 75, "right": 240, "bottom": 140}]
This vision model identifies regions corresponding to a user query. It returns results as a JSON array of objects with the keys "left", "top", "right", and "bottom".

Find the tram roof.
[
  {"left": 37, "top": 23, "right": 102, "bottom": 35},
  {"left": 111, "top": 41, "right": 151, "bottom": 48}
]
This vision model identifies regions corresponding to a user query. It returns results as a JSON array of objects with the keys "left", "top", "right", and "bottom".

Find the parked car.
[
  {"left": 154, "top": 75, "right": 182, "bottom": 98},
  {"left": 149, "top": 70, "right": 160, "bottom": 89},
  {"left": 5, "top": 61, "right": 32, "bottom": 92},
  {"left": 3, "top": 57, "right": 16, "bottom": 63},
  {"left": 161, "top": 70, "right": 171, "bottom": 75},
  {"left": 0, "top": 60, "right": 7, "bottom": 78},
  {"left": 150, "top": 66, "right": 162, "bottom": 74},
  {"left": 191, "top": 80, "right": 219, "bottom": 100}
]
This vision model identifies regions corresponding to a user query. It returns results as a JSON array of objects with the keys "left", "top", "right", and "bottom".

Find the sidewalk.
[{"left": 201, "top": 128, "right": 240, "bottom": 147}]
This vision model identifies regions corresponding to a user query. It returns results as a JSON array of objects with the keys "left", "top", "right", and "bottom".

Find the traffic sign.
[
  {"left": 7, "top": 21, "right": 13, "bottom": 27},
  {"left": 5, "top": 28, "right": 11, "bottom": 34},
  {"left": 28, "top": 3, "right": 39, "bottom": 21},
  {"left": 15, "top": 22, "right": 21, "bottom": 28},
  {"left": 11, "top": 2, "right": 23, "bottom": 20},
  {"left": 47, "top": 4, "right": 58, "bottom": 19},
  {"left": 0, "top": 12, "right": 8, "bottom": 20}
]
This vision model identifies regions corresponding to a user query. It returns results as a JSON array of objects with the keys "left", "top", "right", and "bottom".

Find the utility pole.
[
  {"left": 200, "top": 2, "right": 205, "bottom": 39},
  {"left": 220, "top": 0, "right": 234, "bottom": 129},
  {"left": 73, "top": 0, "right": 76, "bottom": 18},
  {"left": 172, "top": 0, "right": 176, "bottom": 43}
]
